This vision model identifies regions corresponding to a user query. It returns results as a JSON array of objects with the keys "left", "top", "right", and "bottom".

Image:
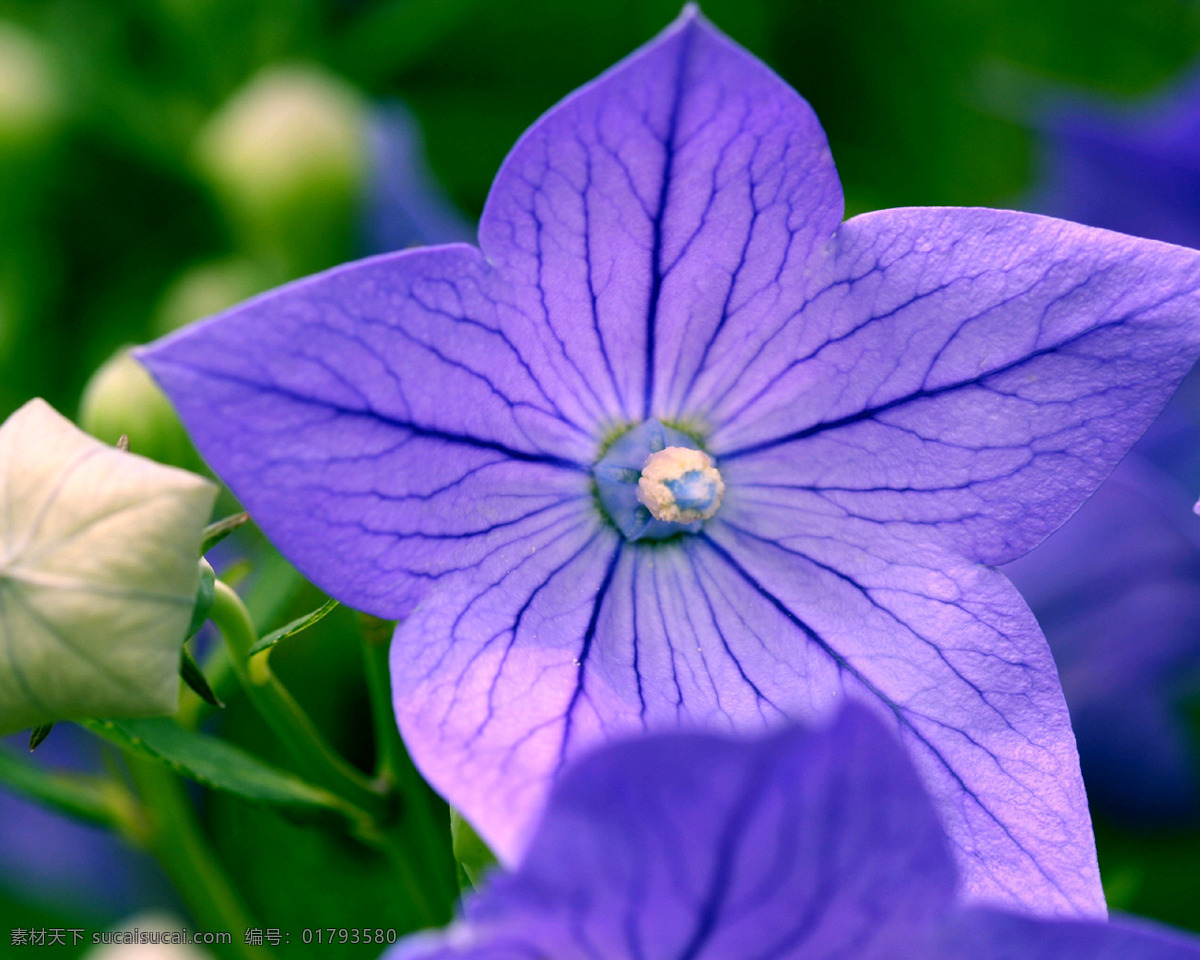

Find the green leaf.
[
  {"left": 450, "top": 808, "right": 496, "bottom": 889},
  {"left": 27, "top": 722, "right": 54, "bottom": 751},
  {"left": 0, "top": 743, "right": 125, "bottom": 829},
  {"left": 185, "top": 558, "right": 216, "bottom": 639},
  {"left": 179, "top": 647, "right": 222, "bottom": 708},
  {"left": 201, "top": 511, "right": 250, "bottom": 554},
  {"left": 83, "top": 716, "right": 362, "bottom": 828},
  {"left": 247, "top": 596, "right": 339, "bottom": 658}
]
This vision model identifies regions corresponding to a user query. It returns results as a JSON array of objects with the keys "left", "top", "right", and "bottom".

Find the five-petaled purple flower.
[
  {"left": 388, "top": 705, "right": 1200, "bottom": 960},
  {"left": 138, "top": 8, "right": 1200, "bottom": 917}
]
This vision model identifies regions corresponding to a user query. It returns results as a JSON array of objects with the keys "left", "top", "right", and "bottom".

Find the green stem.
[
  {"left": 180, "top": 547, "right": 304, "bottom": 727},
  {"left": 358, "top": 614, "right": 458, "bottom": 914},
  {"left": 209, "top": 580, "right": 387, "bottom": 820},
  {"left": 352, "top": 820, "right": 445, "bottom": 928},
  {"left": 209, "top": 580, "right": 453, "bottom": 926},
  {"left": 0, "top": 743, "right": 140, "bottom": 833},
  {"left": 126, "top": 757, "right": 270, "bottom": 960},
  {"left": 358, "top": 614, "right": 406, "bottom": 784}
]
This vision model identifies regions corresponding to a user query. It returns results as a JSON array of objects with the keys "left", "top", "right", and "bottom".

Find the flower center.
[
  {"left": 592, "top": 419, "right": 724, "bottom": 541},
  {"left": 637, "top": 446, "right": 724, "bottom": 523}
]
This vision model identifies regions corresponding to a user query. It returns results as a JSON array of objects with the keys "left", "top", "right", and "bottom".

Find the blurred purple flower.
[
  {"left": 391, "top": 706, "right": 1200, "bottom": 960},
  {"left": 1034, "top": 69, "right": 1200, "bottom": 251},
  {"left": 138, "top": 10, "right": 1200, "bottom": 916},
  {"left": 1005, "top": 447, "right": 1200, "bottom": 821},
  {"left": 1011, "top": 68, "right": 1200, "bottom": 820},
  {"left": 0, "top": 728, "right": 171, "bottom": 918},
  {"left": 361, "top": 102, "right": 475, "bottom": 255}
]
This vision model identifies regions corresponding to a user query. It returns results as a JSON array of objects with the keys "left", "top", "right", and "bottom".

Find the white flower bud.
[
  {"left": 0, "top": 400, "right": 216, "bottom": 735},
  {"left": 84, "top": 914, "right": 216, "bottom": 959},
  {"left": 0, "top": 21, "right": 61, "bottom": 151}
]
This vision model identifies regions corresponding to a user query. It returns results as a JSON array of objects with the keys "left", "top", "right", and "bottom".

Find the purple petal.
[
  {"left": 394, "top": 706, "right": 956, "bottom": 960},
  {"left": 703, "top": 493, "right": 1101, "bottom": 914},
  {"left": 391, "top": 518, "right": 624, "bottom": 861},
  {"left": 394, "top": 479, "right": 1102, "bottom": 914},
  {"left": 137, "top": 247, "right": 594, "bottom": 618},
  {"left": 939, "top": 908, "right": 1200, "bottom": 960},
  {"left": 479, "top": 8, "right": 842, "bottom": 426},
  {"left": 709, "top": 207, "right": 1200, "bottom": 566}
]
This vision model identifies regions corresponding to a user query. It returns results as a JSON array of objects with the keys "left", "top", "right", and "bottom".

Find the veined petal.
[
  {"left": 479, "top": 8, "right": 842, "bottom": 427},
  {"left": 138, "top": 246, "right": 594, "bottom": 619},
  {"left": 703, "top": 489, "right": 1101, "bottom": 915},
  {"left": 391, "top": 510, "right": 625, "bottom": 860},
  {"left": 709, "top": 207, "right": 1200, "bottom": 565},
  {"left": 394, "top": 707, "right": 955, "bottom": 960},
  {"left": 393, "top": 471, "right": 1101, "bottom": 916}
]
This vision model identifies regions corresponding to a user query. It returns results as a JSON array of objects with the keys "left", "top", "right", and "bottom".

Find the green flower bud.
[
  {"left": 153, "top": 256, "right": 270, "bottom": 337},
  {"left": 78, "top": 347, "right": 196, "bottom": 470},
  {"left": 0, "top": 20, "right": 61, "bottom": 153},
  {"left": 0, "top": 399, "right": 217, "bottom": 735},
  {"left": 195, "top": 64, "right": 366, "bottom": 275}
]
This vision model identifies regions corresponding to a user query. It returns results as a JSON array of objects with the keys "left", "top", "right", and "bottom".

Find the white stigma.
[{"left": 637, "top": 446, "right": 725, "bottom": 524}]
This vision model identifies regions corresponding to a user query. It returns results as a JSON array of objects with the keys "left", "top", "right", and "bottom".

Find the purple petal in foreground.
[
  {"left": 939, "top": 909, "right": 1200, "bottom": 960},
  {"left": 138, "top": 8, "right": 1200, "bottom": 920},
  {"left": 390, "top": 706, "right": 1200, "bottom": 960},
  {"left": 139, "top": 246, "right": 596, "bottom": 619},
  {"left": 478, "top": 7, "right": 843, "bottom": 426},
  {"left": 712, "top": 206, "right": 1200, "bottom": 566}
]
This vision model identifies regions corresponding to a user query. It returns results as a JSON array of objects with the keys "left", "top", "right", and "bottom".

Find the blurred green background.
[{"left": 2, "top": 0, "right": 1200, "bottom": 952}]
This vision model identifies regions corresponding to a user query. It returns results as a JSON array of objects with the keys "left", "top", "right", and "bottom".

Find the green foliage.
[
  {"left": 205, "top": 592, "right": 455, "bottom": 952},
  {"left": 450, "top": 808, "right": 496, "bottom": 890},
  {"left": 179, "top": 647, "right": 222, "bottom": 708},
  {"left": 247, "top": 596, "right": 340, "bottom": 657},
  {"left": 85, "top": 716, "right": 362, "bottom": 829}
]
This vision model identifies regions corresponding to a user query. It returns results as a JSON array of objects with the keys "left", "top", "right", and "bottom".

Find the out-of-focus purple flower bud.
[{"left": 361, "top": 102, "right": 474, "bottom": 254}]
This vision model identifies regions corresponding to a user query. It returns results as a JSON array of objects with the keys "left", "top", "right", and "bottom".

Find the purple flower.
[
  {"left": 1034, "top": 69, "right": 1200, "bottom": 251},
  {"left": 137, "top": 9, "right": 1200, "bottom": 916},
  {"left": 388, "top": 705, "right": 1200, "bottom": 960},
  {"left": 1004, "top": 445, "right": 1200, "bottom": 820},
  {"left": 1, "top": 728, "right": 169, "bottom": 918},
  {"left": 361, "top": 101, "right": 475, "bottom": 256}
]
